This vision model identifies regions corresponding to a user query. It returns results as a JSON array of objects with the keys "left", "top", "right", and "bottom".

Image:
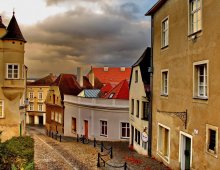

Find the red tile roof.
[
  {"left": 27, "top": 73, "right": 57, "bottom": 86},
  {"left": 100, "top": 83, "right": 113, "bottom": 97},
  {"left": 103, "top": 79, "right": 129, "bottom": 100},
  {"left": 52, "top": 74, "right": 93, "bottom": 99},
  {"left": 89, "top": 67, "right": 131, "bottom": 86}
]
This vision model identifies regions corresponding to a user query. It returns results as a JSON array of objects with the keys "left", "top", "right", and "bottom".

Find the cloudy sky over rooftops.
[{"left": 0, "top": 0, "right": 157, "bottom": 78}]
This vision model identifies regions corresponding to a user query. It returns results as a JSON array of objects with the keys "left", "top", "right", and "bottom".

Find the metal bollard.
[
  {"left": 94, "top": 138, "right": 96, "bottom": 147},
  {"left": 124, "top": 162, "right": 127, "bottom": 170},
  {"left": 97, "top": 153, "right": 100, "bottom": 167},
  {"left": 52, "top": 132, "right": 53, "bottom": 138},
  {"left": 59, "top": 134, "right": 61, "bottom": 142},
  {"left": 110, "top": 147, "right": 113, "bottom": 159},
  {"left": 77, "top": 134, "right": 79, "bottom": 142},
  {"left": 82, "top": 135, "right": 85, "bottom": 144},
  {"left": 101, "top": 141, "right": 103, "bottom": 152}
]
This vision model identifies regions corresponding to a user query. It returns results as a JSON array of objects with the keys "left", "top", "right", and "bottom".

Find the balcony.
[{"left": 2, "top": 79, "right": 25, "bottom": 100}]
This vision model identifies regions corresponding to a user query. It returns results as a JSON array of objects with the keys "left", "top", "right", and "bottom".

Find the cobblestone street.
[{"left": 27, "top": 126, "right": 168, "bottom": 170}]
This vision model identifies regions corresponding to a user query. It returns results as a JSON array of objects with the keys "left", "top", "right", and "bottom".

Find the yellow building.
[
  {"left": 129, "top": 48, "right": 151, "bottom": 156},
  {"left": 0, "top": 14, "right": 26, "bottom": 141},
  {"left": 26, "top": 74, "right": 56, "bottom": 125},
  {"left": 147, "top": 0, "right": 220, "bottom": 169}
]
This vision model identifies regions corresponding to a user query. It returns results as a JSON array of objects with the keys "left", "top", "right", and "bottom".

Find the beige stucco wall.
[
  {"left": 151, "top": 0, "right": 220, "bottom": 169},
  {"left": 129, "top": 66, "right": 148, "bottom": 155},
  {"left": 0, "top": 35, "right": 25, "bottom": 141}
]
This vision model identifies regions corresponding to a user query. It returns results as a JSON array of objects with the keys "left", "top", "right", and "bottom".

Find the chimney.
[
  {"left": 104, "top": 67, "right": 109, "bottom": 72},
  {"left": 77, "top": 67, "right": 83, "bottom": 87},
  {"left": 89, "top": 67, "right": 95, "bottom": 87},
  {"left": 120, "top": 67, "right": 125, "bottom": 71}
]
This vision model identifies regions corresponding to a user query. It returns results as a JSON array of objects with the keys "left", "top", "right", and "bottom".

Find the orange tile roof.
[
  {"left": 100, "top": 83, "right": 113, "bottom": 97},
  {"left": 103, "top": 79, "right": 129, "bottom": 100},
  {"left": 90, "top": 67, "right": 131, "bottom": 86}
]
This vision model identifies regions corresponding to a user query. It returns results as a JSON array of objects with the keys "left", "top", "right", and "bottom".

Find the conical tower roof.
[
  {"left": 0, "top": 16, "right": 6, "bottom": 29},
  {"left": 2, "top": 13, "right": 26, "bottom": 42}
]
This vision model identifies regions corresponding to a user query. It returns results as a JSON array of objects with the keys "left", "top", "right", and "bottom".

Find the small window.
[
  {"left": 189, "top": 0, "right": 202, "bottom": 34},
  {"left": 157, "top": 124, "right": 170, "bottom": 162},
  {"left": 29, "top": 103, "right": 34, "bottom": 111},
  {"left": 131, "top": 99, "right": 134, "bottom": 115},
  {"left": 135, "top": 70, "right": 138, "bottom": 83},
  {"left": 38, "top": 104, "right": 43, "bottom": 111},
  {"left": 206, "top": 124, "right": 218, "bottom": 156},
  {"left": 72, "top": 117, "right": 77, "bottom": 132},
  {"left": 142, "top": 101, "right": 149, "bottom": 120},
  {"left": 136, "top": 100, "right": 139, "bottom": 118},
  {"left": 194, "top": 61, "right": 208, "bottom": 99},
  {"left": 29, "top": 92, "right": 34, "bottom": 99},
  {"left": 161, "top": 70, "right": 168, "bottom": 95},
  {"left": 109, "top": 93, "right": 114, "bottom": 99},
  {"left": 0, "top": 100, "right": 4, "bottom": 118},
  {"left": 51, "top": 111, "right": 54, "bottom": 120},
  {"left": 121, "top": 122, "right": 130, "bottom": 138},
  {"left": 100, "top": 120, "right": 107, "bottom": 136},
  {"left": 162, "top": 17, "right": 169, "bottom": 48},
  {"left": 6, "top": 64, "right": 19, "bottom": 79},
  {"left": 38, "top": 92, "right": 43, "bottom": 100},
  {"left": 135, "top": 129, "right": 140, "bottom": 145}
]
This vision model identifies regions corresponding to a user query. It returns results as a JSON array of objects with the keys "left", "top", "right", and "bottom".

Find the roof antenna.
[{"left": 13, "top": 8, "right": 15, "bottom": 16}]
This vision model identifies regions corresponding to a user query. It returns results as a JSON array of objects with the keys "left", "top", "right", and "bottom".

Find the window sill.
[
  {"left": 161, "top": 94, "right": 168, "bottom": 97},
  {"left": 206, "top": 150, "right": 218, "bottom": 158},
  {"left": 193, "top": 96, "right": 208, "bottom": 100},
  {"left": 157, "top": 152, "right": 170, "bottom": 164},
  {"left": 161, "top": 45, "right": 169, "bottom": 50},
  {"left": 121, "top": 137, "right": 129, "bottom": 139},
  {"left": 188, "top": 29, "right": 202, "bottom": 37},
  {"left": 100, "top": 134, "right": 107, "bottom": 137}
]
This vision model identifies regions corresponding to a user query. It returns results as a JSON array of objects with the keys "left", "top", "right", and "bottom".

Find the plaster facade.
[{"left": 148, "top": 0, "right": 220, "bottom": 169}]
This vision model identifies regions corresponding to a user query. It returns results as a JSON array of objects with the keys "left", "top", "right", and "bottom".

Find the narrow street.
[{"left": 27, "top": 126, "right": 168, "bottom": 170}]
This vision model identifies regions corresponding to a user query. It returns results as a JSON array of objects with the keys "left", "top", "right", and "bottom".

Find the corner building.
[
  {"left": 0, "top": 14, "right": 26, "bottom": 141},
  {"left": 146, "top": 0, "right": 220, "bottom": 169}
]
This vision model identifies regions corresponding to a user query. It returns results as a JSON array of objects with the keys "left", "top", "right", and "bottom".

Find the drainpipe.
[{"left": 148, "top": 15, "right": 154, "bottom": 157}]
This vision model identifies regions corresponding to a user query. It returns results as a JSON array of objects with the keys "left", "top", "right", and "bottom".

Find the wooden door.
[{"left": 84, "top": 120, "right": 88, "bottom": 138}]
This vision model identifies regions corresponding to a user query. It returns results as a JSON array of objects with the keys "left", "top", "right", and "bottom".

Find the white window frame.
[
  {"left": 157, "top": 123, "right": 170, "bottom": 164},
  {"left": 29, "top": 92, "right": 34, "bottom": 99},
  {"left": 38, "top": 104, "right": 43, "bottom": 111},
  {"left": 193, "top": 60, "right": 208, "bottom": 99},
  {"left": 161, "top": 69, "right": 169, "bottom": 96},
  {"left": 29, "top": 103, "right": 34, "bottom": 111},
  {"left": 188, "top": 0, "right": 202, "bottom": 34},
  {"left": 0, "top": 100, "right": 4, "bottom": 118},
  {"left": 100, "top": 120, "right": 107, "bottom": 137},
  {"left": 161, "top": 16, "right": 169, "bottom": 48},
  {"left": 206, "top": 124, "right": 218, "bottom": 157},
  {"left": 38, "top": 92, "right": 43, "bottom": 100},
  {"left": 121, "top": 122, "right": 130, "bottom": 139},
  {"left": 6, "top": 63, "right": 20, "bottom": 79}
]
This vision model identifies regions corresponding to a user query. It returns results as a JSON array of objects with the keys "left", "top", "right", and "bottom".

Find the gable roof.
[
  {"left": 27, "top": 74, "right": 57, "bottom": 86},
  {"left": 130, "top": 47, "right": 151, "bottom": 93},
  {"left": 89, "top": 67, "right": 131, "bottom": 85},
  {"left": 100, "top": 83, "right": 113, "bottom": 97},
  {"left": 145, "top": 0, "right": 168, "bottom": 16},
  {"left": 103, "top": 79, "right": 129, "bottom": 100},
  {"left": 2, "top": 14, "right": 26, "bottom": 42},
  {"left": 52, "top": 74, "right": 93, "bottom": 99}
]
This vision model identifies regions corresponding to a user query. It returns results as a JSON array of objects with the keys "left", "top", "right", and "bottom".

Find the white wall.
[{"left": 64, "top": 95, "right": 129, "bottom": 141}]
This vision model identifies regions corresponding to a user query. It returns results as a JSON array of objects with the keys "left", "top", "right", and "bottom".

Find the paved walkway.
[{"left": 27, "top": 126, "right": 169, "bottom": 170}]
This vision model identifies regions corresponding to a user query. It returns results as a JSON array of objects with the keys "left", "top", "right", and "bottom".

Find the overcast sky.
[{"left": 0, "top": 0, "right": 157, "bottom": 78}]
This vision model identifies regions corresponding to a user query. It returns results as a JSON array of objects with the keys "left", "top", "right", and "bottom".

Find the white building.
[{"left": 64, "top": 95, "right": 130, "bottom": 141}]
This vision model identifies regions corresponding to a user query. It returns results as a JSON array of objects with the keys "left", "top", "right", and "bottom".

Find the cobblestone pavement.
[{"left": 27, "top": 126, "right": 169, "bottom": 170}]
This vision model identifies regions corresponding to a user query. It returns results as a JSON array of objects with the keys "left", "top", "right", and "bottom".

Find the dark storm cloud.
[{"left": 24, "top": 0, "right": 154, "bottom": 77}]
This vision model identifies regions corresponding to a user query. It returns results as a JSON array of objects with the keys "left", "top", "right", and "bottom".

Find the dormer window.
[
  {"left": 109, "top": 93, "right": 114, "bottom": 98},
  {"left": 6, "top": 63, "right": 19, "bottom": 79}
]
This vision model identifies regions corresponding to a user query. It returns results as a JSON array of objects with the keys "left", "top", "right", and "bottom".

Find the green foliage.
[{"left": 0, "top": 136, "right": 34, "bottom": 170}]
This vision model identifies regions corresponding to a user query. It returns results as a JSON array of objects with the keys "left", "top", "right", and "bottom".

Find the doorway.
[
  {"left": 84, "top": 120, "right": 88, "bottom": 138},
  {"left": 180, "top": 132, "right": 192, "bottom": 170},
  {"left": 39, "top": 116, "right": 44, "bottom": 125}
]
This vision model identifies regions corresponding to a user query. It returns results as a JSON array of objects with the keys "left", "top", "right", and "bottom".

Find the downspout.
[{"left": 148, "top": 15, "right": 154, "bottom": 157}]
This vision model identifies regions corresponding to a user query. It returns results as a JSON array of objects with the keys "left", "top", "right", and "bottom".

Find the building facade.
[
  {"left": 129, "top": 48, "right": 151, "bottom": 155},
  {"left": 147, "top": 0, "right": 220, "bottom": 169},
  {"left": 26, "top": 73, "right": 56, "bottom": 125},
  {"left": 0, "top": 14, "right": 26, "bottom": 141},
  {"left": 64, "top": 95, "right": 129, "bottom": 141}
]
